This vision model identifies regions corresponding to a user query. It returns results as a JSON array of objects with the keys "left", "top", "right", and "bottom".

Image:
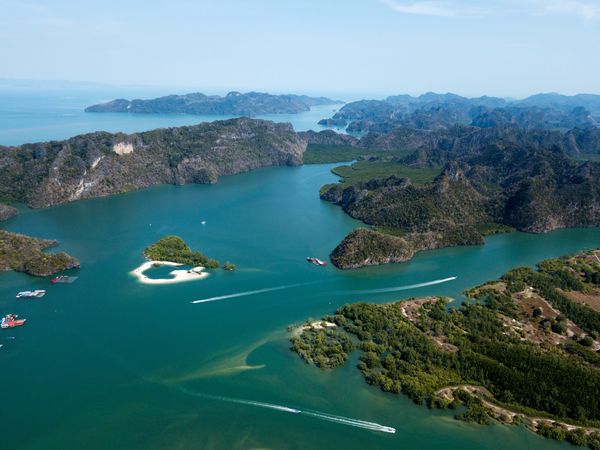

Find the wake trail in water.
[
  {"left": 178, "top": 389, "right": 395, "bottom": 434},
  {"left": 342, "top": 276, "right": 457, "bottom": 295},
  {"left": 301, "top": 409, "right": 396, "bottom": 434},
  {"left": 191, "top": 281, "right": 321, "bottom": 304}
]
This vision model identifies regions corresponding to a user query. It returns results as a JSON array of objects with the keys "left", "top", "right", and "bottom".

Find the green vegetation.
[
  {"left": 503, "top": 254, "right": 600, "bottom": 335},
  {"left": 331, "top": 159, "right": 440, "bottom": 187},
  {"left": 222, "top": 261, "right": 236, "bottom": 271},
  {"left": 323, "top": 166, "right": 487, "bottom": 268},
  {"left": 302, "top": 144, "right": 416, "bottom": 165},
  {"left": 329, "top": 228, "right": 413, "bottom": 269},
  {"left": 454, "top": 392, "right": 492, "bottom": 425},
  {"left": 475, "top": 222, "right": 515, "bottom": 236},
  {"left": 0, "top": 118, "right": 304, "bottom": 208},
  {"left": 0, "top": 230, "right": 79, "bottom": 276},
  {"left": 320, "top": 125, "right": 600, "bottom": 270},
  {"left": 329, "top": 227, "right": 483, "bottom": 269},
  {"left": 575, "top": 153, "right": 600, "bottom": 162},
  {"left": 291, "top": 249, "right": 600, "bottom": 446},
  {"left": 303, "top": 144, "right": 364, "bottom": 164},
  {"left": 291, "top": 326, "right": 354, "bottom": 368},
  {"left": 144, "top": 236, "right": 219, "bottom": 268}
]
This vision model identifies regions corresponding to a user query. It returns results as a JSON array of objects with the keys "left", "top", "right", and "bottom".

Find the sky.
[{"left": 1, "top": 0, "right": 600, "bottom": 98}]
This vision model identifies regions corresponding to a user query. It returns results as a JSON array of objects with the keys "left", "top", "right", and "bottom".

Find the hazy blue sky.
[{"left": 1, "top": 0, "right": 600, "bottom": 97}]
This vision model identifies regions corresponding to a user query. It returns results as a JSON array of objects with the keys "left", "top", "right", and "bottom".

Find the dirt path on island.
[{"left": 435, "top": 385, "right": 600, "bottom": 435}]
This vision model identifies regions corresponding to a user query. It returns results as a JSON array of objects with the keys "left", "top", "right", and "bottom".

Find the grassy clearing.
[
  {"left": 574, "top": 153, "right": 600, "bottom": 162},
  {"left": 303, "top": 144, "right": 415, "bottom": 164},
  {"left": 475, "top": 222, "right": 515, "bottom": 236},
  {"left": 331, "top": 160, "right": 441, "bottom": 187}
]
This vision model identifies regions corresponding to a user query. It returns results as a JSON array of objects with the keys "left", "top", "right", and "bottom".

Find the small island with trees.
[
  {"left": 144, "top": 235, "right": 219, "bottom": 268},
  {"left": 222, "top": 261, "right": 236, "bottom": 271},
  {"left": 291, "top": 249, "right": 600, "bottom": 448},
  {"left": 132, "top": 235, "right": 234, "bottom": 284}
]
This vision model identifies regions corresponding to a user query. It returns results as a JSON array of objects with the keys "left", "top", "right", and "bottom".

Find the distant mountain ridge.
[
  {"left": 324, "top": 92, "right": 600, "bottom": 133},
  {"left": 85, "top": 91, "right": 342, "bottom": 116}
]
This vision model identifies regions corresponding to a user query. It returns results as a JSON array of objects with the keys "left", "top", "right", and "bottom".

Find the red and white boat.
[
  {"left": 1, "top": 314, "right": 26, "bottom": 329},
  {"left": 306, "top": 257, "right": 328, "bottom": 266},
  {"left": 50, "top": 275, "right": 66, "bottom": 284}
]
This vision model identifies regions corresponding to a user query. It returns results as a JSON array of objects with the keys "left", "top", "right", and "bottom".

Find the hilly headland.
[
  {"left": 305, "top": 92, "right": 600, "bottom": 269},
  {"left": 0, "top": 117, "right": 306, "bottom": 208}
]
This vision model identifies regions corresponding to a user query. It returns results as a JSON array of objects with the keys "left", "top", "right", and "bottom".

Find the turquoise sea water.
[
  {"left": 0, "top": 88, "right": 343, "bottom": 146},
  {"left": 1, "top": 90, "right": 599, "bottom": 449}
]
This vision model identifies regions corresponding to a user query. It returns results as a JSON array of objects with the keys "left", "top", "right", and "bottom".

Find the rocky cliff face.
[
  {"left": 502, "top": 160, "right": 600, "bottom": 232},
  {"left": 0, "top": 204, "right": 18, "bottom": 221},
  {"left": 0, "top": 118, "right": 307, "bottom": 208}
]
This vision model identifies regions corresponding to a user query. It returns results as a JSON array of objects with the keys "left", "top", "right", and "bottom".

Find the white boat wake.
[
  {"left": 342, "top": 277, "right": 457, "bottom": 295},
  {"left": 191, "top": 281, "right": 318, "bottom": 304},
  {"left": 301, "top": 409, "right": 396, "bottom": 434},
  {"left": 192, "top": 277, "right": 457, "bottom": 304},
  {"left": 179, "top": 389, "right": 396, "bottom": 434}
]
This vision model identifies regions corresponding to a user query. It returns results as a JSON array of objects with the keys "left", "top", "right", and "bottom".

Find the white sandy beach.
[
  {"left": 131, "top": 260, "right": 209, "bottom": 285},
  {"left": 291, "top": 320, "right": 337, "bottom": 337}
]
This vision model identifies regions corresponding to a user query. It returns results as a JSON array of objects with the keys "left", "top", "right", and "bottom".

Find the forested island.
[
  {"left": 144, "top": 236, "right": 219, "bottom": 268},
  {"left": 291, "top": 249, "right": 600, "bottom": 448},
  {"left": 0, "top": 230, "right": 79, "bottom": 276},
  {"left": 86, "top": 91, "right": 341, "bottom": 115},
  {"left": 0, "top": 118, "right": 306, "bottom": 208}
]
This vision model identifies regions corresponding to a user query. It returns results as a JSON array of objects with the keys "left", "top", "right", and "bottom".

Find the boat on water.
[
  {"left": 1, "top": 314, "right": 26, "bottom": 329},
  {"left": 306, "top": 257, "right": 328, "bottom": 266},
  {"left": 50, "top": 275, "right": 66, "bottom": 284},
  {"left": 50, "top": 275, "right": 77, "bottom": 284},
  {"left": 16, "top": 290, "right": 46, "bottom": 299}
]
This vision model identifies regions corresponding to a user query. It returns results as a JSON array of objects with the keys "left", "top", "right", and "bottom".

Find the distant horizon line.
[{"left": 0, "top": 77, "right": 599, "bottom": 102}]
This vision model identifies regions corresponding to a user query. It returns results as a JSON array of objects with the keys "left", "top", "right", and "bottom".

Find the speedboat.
[
  {"left": 16, "top": 290, "right": 46, "bottom": 299},
  {"left": 306, "top": 257, "right": 328, "bottom": 266}
]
